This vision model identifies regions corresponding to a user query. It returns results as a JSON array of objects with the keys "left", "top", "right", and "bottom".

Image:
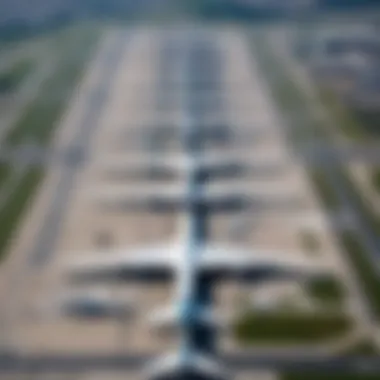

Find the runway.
[
  {"left": 0, "top": 26, "right": 365, "bottom": 378},
  {"left": 0, "top": 352, "right": 379, "bottom": 374},
  {"left": 29, "top": 31, "right": 130, "bottom": 268}
]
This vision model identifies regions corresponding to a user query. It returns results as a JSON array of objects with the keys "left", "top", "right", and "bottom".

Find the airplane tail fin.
[{"left": 144, "top": 352, "right": 228, "bottom": 380}]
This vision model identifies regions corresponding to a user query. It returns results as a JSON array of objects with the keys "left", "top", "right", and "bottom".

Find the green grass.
[
  {"left": 5, "top": 98, "right": 63, "bottom": 145},
  {"left": 339, "top": 169, "right": 380, "bottom": 235},
  {"left": 316, "top": 86, "right": 380, "bottom": 234},
  {"left": 340, "top": 232, "right": 380, "bottom": 317},
  {"left": 233, "top": 311, "right": 352, "bottom": 345},
  {"left": 340, "top": 339, "right": 379, "bottom": 356},
  {"left": 4, "top": 33, "right": 98, "bottom": 146},
  {"left": 371, "top": 169, "right": 380, "bottom": 195},
  {"left": 309, "top": 170, "right": 340, "bottom": 210},
  {"left": 250, "top": 31, "right": 380, "bottom": 319},
  {"left": 318, "top": 90, "right": 380, "bottom": 234},
  {"left": 0, "top": 27, "right": 101, "bottom": 265},
  {"left": 252, "top": 35, "right": 326, "bottom": 143},
  {"left": 318, "top": 91, "right": 380, "bottom": 235},
  {"left": 319, "top": 87, "right": 380, "bottom": 140},
  {"left": 0, "top": 168, "right": 43, "bottom": 260},
  {"left": 0, "top": 29, "right": 100, "bottom": 263},
  {"left": 318, "top": 87, "right": 365, "bottom": 140},
  {"left": 0, "top": 59, "right": 33, "bottom": 93},
  {"left": 354, "top": 109, "right": 380, "bottom": 138},
  {"left": 307, "top": 277, "right": 346, "bottom": 305},
  {"left": 0, "top": 163, "right": 10, "bottom": 188}
]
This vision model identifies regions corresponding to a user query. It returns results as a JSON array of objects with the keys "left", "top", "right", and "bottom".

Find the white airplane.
[
  {"left": 87, "top": 179, "right": 306, "bottom": 213},
  {"left": 227, "top": 212, "right": 330, "bottom": 234},
  {"left": 120, "top": 125, "right": 277, "bottom": 157},
  {"left": 64, "top": 208, "right": 331, "bottom": 380},
  {"left": 65, "top": 207, "right": 331, "bottom": 322},
  {"left": 122, "top": 123, "right": 273, "bottom": 145},
  {"left": 63, "top": 35, "right": 331, "bottom": 380},
  {"left": 96, "top": 151, "right": 288, "bottom": 181}
]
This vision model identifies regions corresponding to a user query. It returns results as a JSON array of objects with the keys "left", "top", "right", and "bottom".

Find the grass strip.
[
  {"left": 307, "top": 276, "right": 346, "bottom": 305},
  {"left": 340, "top": 232, "right": 380, "bottom": 317},
  {"left": 0, "top": 163, "right": 10, "bottom": 188},
  {"left": 309, "top": 169, "right": 340, "bottom": 210},
  {"left": 0, "top": 168, "right": 43, "bottom": 260},
  {"left": 0, "top": 59, "right": 33, "bottom": 93},
  {"left": 250, "top": 31, "right": 380, "bottom": 318},
  {"left": 234, "top": 311, "right": 351, "bottom": 345},
  {"left": 5, "top": 34, "right": 98, "bottom": 146}
]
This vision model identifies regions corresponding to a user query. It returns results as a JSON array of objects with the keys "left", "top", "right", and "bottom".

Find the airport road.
[
  {"left": 0, "top": 27, "right": 376, "bottom": 373},
  {"left": 0, "top": 352, "right": 380, "bottom": 374},
  {"left": 299, "top": 143, "right": 380, "bottom": 166},
  {"left": 28, "top": 30, "right": 130, "bottom": 268},
  {"left": 247, "top": 31, "right": 379, "bottom": 348},
  {"left": 0, "top": 30, "right": 133, "bottom": 354},
  {"left": 4, "top": 140, "right": 380, "bottom": 171},
  {"left": 266, "top": 27, "right": 380, "bottom": 272}
]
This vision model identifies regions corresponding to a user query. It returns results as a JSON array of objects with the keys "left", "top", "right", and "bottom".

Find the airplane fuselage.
[{"left": 174, "top": 36, "right": 220, "bottom": 356}]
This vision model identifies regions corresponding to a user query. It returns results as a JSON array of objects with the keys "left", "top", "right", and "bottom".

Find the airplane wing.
[
  {"left": 65, "top": 245, "right": 175, "bottom": 283},
  {"left": 201, "top": 183, "right": 307, "bottom": 211},
  {"left": 206, "top": 180, "right": 299, "bottom": 195},
  {"left": 99, "top": 155, "right": 241, "bottom": 179},
  {"left": 199, "top": 245, "right": 331, "bottom": 281},
  {"left": 97, "top": 151, "right": 287, "bottom": 169},
  {"left": 98, "top": 155, "right": 187, "bottom": 172},
  {"left": 246, "top": 213, "right": 328, "bottom": 229},
  {"left": 89, "top": 184, "right": 186, "bottom": 211},
  {"left": 89, "top": 182, "right": 306, "bottom": 213}
]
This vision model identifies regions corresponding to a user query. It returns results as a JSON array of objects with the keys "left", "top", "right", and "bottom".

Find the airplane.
[
  {"left": 64, "top": 137, "right": 329, "bottom": 374},
  {"left": 65, "top": 200, "right": 331, "bottom": 320},
  {"left": 86, "top": 178, "right": 306, "bottom": 213},
  {"left": 227, "top": 212, "right": 331, "bottom": 234},
  {"left": 117, "top": 123, "right": 275, "bottom": 152},
  {"left": 62, "top": 36, "right": 331, "bottom": 380},
  {"left": 95, "top": 151, "right": 288, "bottom": 181},
  {"left": 64, "top": 203, "right": 331, "bottom": 379}
]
